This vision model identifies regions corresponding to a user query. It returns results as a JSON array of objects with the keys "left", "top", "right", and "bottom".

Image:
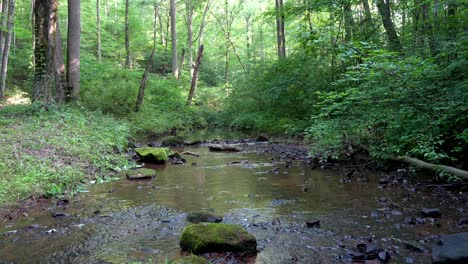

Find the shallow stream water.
[{"left": 0, "top": 131, "right": 466, "bottom": 263}]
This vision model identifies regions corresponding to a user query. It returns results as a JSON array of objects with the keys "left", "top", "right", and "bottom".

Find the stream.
[{"left": 0, "top": 131, "right": 467, "bottom": 263}]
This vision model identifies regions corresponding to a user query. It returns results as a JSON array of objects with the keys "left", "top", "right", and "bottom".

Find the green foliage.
[{"left": 0, "top": 105, "right": 131, "bottom": 205}]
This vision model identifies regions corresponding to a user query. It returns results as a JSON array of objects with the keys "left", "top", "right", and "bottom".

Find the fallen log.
[
  {"left": 208, "top": 144, "right": 242, "bottom": 152},
  {"left": 358, "top": 145, "right": 468, "bottom": 180}
]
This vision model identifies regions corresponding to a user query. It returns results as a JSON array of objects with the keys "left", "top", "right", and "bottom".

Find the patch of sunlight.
[{"left": 0, "top": 91, "right": 30, "bottom": 107}]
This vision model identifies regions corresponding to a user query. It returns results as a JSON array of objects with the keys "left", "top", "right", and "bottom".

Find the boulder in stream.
[
  {"left": 135, "top": 147, "right": 169, "bottom": 163},
  {"left": 208, "top": 144, "right": 242, "bottom": 152},
  {"left": 122, "top": 168, "right": 156, "bottom": 180},
  {"left": 421, "top": 208, "right": 442, "bottom": 218},
  {"left": 187, "top": 212, "right": 223, "bottom": 223},
  {"left": 172, "top": 255, "right": 210, "bottom": 264},
  {"left": 180, "top": 223, "right": 257, "bottom": 254},
  {"left": 432, "top": 232, "right": 468, "bottom": 264}
]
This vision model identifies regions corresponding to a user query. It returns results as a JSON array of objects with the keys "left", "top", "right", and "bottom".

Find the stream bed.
[{"left": 0, "top": 133, "right": 467, "bottom": 264}]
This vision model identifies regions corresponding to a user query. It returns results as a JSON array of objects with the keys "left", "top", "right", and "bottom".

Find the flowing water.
[{"left": 0, "top": 132, "right": 466, "bottom": 263}]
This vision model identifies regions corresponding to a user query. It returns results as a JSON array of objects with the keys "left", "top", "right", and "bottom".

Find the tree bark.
[
  {"left": 197, "top": 0, "right": 211, "bottom": 48},
  {"left": 125, "top": 0, "right": 130, "bottom": 68},
  {"left": 245, "top": 14, "right": 251, "bottom": 70},
  {"left": 135, "top": 49, "right": 155, "bottom": 112},
  {"left": 177, "top": 48, "right": 185, "bottom": 81},
  {"left": 170, "top": 0, "right": 178, "bottom": 77},
  {"left": 343, "top": 1, "right": 354, "bottom": 42},
  {"left": 97, "top": 0, "right": 101, "bottom": 63},
  {"left": 0, "top": 0, "right": 13, "bottom": 100},
  {"left": 67, "top": 0, "right": 80, "bottom": 101},
  {"left": 376, "top": 0, "right": 401, "bottom": 51},
  {"left": 186, "top": 0, "right": 194, "bottom": 76},
  {"left": 275, "top": 0, "right": 286, "bottom": 58},
  {"left": 187, "top": 44, "right": 204, "bottom": 106},
  {"left": 154, "top": 3, "right": 165, "bottom": 48},
  {"left": 0, "top": 0, "right": 9, "bottom": 70},
  {"left": 54, "top": 22, "right": 66, "bottom": 102},
  {"left": 33, "top": 0, "right": 57, "bottom": 103}
]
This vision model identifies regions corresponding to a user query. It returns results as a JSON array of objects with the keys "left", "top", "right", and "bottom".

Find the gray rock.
[
  {"left": 432, "top": 232, "right": 468, "bottom": 264},
  {"left": 421, "top": 208, "right": 441, "bottom": 218}
]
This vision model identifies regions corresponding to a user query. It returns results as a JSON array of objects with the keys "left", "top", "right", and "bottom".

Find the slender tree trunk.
[
  {"left": 187, "top": 44, "right": 203, "bottom": 106},
  {"left": 54, "top": 22, "right": 66, "bottom": 102},
  {"left": 245, "top": 14, "right": 251, "bottom": 70},
  {"left": 67, "top": 0, "right": 80, "bottom": 101},
  {"left": 135, "top": 49, "right": 155, "bottom": 112},
  {"left": 177, "top": 48, "right": 185, "bottom": 81},
  {"left": 0, "top": 0, "right": 13, "bottom": 100},
  {"left": 97, "top": 0, "right": 101, "bottom": 63},
  {"left": 376, "top": 0, "right": 401, "bottom": 51},
  {"left": 421, "top": 1, "right": 437, "bottom": 56},
  {"left": 0, "top": 0, "right": 9, "bottom": 70},
  {"left": 186, "top": 0, "right": 193, "bottom": 76},
  {"left": 259, "top": 25, "right": 264, "bottom": 61},
  {"left": 30, "top": 0, "right": 35, "bottom": 72},
  {"left": 33, "top": 0, "right": 57, "bottom": 103},
  {"left": 170, "top": 0, "right": 178, "bottom": 77},
  {"left": 125, "top": 0, "right": 130, "bottom": 68},
  {"left": 275, "top": 0, "right": 286, "bottom": 58},
  {"left": 197, "top": 0, "right": 211, "bottom": 48}
]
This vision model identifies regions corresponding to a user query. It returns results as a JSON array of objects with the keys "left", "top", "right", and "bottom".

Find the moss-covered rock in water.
[
  {"left": 121, "top": 168, "right": 156, "bottom": 180},
  {"left": 135, "top": 147, "right": 169, "bottom": 163},
  {"left": 162, "top": 136, "right": 185, "bottom": 146},
  {"left": 180, "top": 223, "right": 257, "bottom": 254},
  {"left": 187, "top": 212, "right": 223, "bottom": 223},
  {"left": 172, "top": 255, "right": 210, "bottom": 264}
]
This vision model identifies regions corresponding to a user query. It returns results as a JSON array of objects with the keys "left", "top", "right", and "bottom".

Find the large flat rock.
[{"left": 432, "top": 232, "right": 468, "bottom": 264}]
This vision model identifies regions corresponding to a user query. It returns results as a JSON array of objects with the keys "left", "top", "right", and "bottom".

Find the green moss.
[
  {"left": 135, "top": 147, "right": 169, "bottom": 163},
  {"left": 180, "top": 223, "right": 257, "bottom": 254},
  {"left": 172, "top": 255, "right": 210, "bottom": 264}
]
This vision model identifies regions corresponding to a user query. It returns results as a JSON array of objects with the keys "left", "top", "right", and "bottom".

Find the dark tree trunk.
[
  {"left": 170, "top": 0, "right": 178, "bottom": 77},
  {"left": 376, "top": 0, "right": 401, "bottom": 51},
  {"left": 67, "top": 0, "right": 80, "bottom": 100},
  {"left": 275, "top": 0, "right": 286, "bottom": 58},
  {"left": 344, "top": 1, "right": 354, "bottom": 42},
  {"left": 33, "top": 0, "right": 57, "bottom": 103},
  {"left": 177, "top": 48, "right": 185, "bottom": 81},
  {"left": 135, "top": 49, "right": 155, "bottom": 112},
  {"left": 187, "top": 44, "right": 204, "bottom": 106}
]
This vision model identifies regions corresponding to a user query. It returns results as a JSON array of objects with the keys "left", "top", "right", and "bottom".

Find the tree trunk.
[
  {"left": 170, "top": 0, "right": 178, "bottom": 77},
  {"left": 245, "top": 14, "right": 251, "bottom": 70},
  {"left": 33, "top": 0, "right": 57, "bottom": 103},
  {"left": 0, "top": 0, "right": 13, "bottom": 100},
  {"left": 97, "top": 0, "right": 101, "bottom": 63},
  {"left": 421, "top": 1, "right": 437, "bottom": 56},
  {"left": 187, "top": 44, "right": 204, "bottom": 106},
  {"left": 177, "top": 48, "right": 185, "bottom": 81},
  {"left": 135, "top": 49, "right": 155, "bottom": 112},
  {"left": 186, "top": 0, "right": 193, "bottom": 76},
  {"left": 197, "top": 0, "right": 211, "bottom": 48},
  {"left": 344, "top": 1, "right": 354, "bottom": 42},
  {"left": 67, "top": 0, "right": 80, "bottom": 101},
  {"left": 275, "top": 0, "right": 286, "bottom": 58},
  {"left": 54, "top": 22, "right": 66, "bottom": 103},
  {"left": 154, "top": 4, "right": 165, "bottom": 48},
  {"left": 125, "top": 0, "right": 130, "bottom": 68},
  {"left": 376, "top": 0, "right": 401, "bottom": 51},
  {"left": 0, "top": 0, "right": 9, "bottom": 70}
]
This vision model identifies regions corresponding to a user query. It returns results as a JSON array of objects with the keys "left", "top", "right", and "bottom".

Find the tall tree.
[
  {"left": 376, "top": 0, "right": 401, "bottom": 51},
  {"left": 343, "top": 1, "right": 354, "bottom": 42},
  {"left": 54, "top": 22, "right": 66, "bottom": 102},
  {"left": 0, "top": 0, "right": 14, "bottom": 100},
  {"left": 187, "top": 44, "right": 204, "bottom": 106},
  {"left": 0, "top": 0, "right": 8, "bottom": 70},
  {"left": 33, "top": 0, "right": 57, "bottom": 103},
  {"left": 275, "top": 0, "right": 286, "bottom": 58},
  {"left": 125, "top": 0, "right": 130, "bottom": 68},
  {"left": 97, "top": 0, "right": 101, "bottom": 63},
  {"left": 170, "top": 0, "right": 178, "bottom": 77},
  {"left": 185, "top": 0, "right": 194, "bottom": 76},
  {"left": 67, "top": 0, "right": 80, "bottom": 100}
]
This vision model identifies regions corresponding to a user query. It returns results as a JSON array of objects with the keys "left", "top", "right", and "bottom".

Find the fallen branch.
[{"left": 358, "top": 145, "right": 468, "bottom": 180}]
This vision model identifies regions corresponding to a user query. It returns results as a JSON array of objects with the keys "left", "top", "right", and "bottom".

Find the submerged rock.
[
  {"left": 432, "top": 232, "right": 468, "bottom": 264},
  {"left": 184, "top": 139, "right": 202, "bottom": 146},
  {"left": 162, "top": 136, "right": 185, "bottom": 146},
  {"left": 421, "top": 208, "right": 442, "bottom": 218},
  {"left": 52, "top": 212, "right": 70, "bottom": 218},
  {"left": 135, "top": 147, "right": 169, "bottom": 163},
  {"left": 187, "top": 212, "right": 223, "bottom": 223},
  {"left": 180, "top": 223, "right": 257, "bottom": 254},
  {"left": 403, "top": 240, "right": 426, "bottom": 252},
  {"left": 173, "top": 255, "right": 210, "bottom": 264},
  {"left": 122, "top": 168, "right": 156, "bottom": 180}
]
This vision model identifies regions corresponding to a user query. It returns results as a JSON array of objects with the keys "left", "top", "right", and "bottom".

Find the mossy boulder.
[
  {"left": 187, "top": 212, "right": 223, "bottom": 223},
  {"left": 121, "top": 168, "right": 156, "bottom": 180},
  {"left": 172, "top": 255, "right": 210, "bottom": 264},
  {"left": 180, "top": 223, "right": 257, "bottom": 254},
  {"left": 162, "top": 136, "right": 185, "bottom": 146},
  {"left": 135, "top": 147, "right": 169, "bottom": 163}
]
